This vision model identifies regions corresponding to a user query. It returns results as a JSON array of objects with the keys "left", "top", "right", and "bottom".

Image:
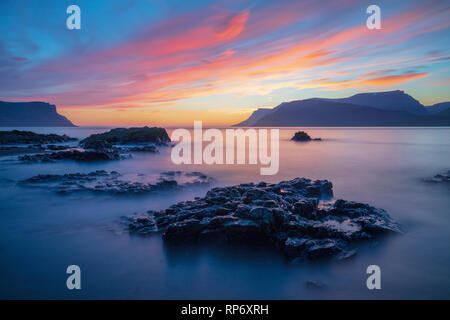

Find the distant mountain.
[
  {"left": 238, "top": 108, "right": 274, "bottom": 126},
  {"left": 0, "top": 101, "right": 76, "bottom": 127},
  {"left": 314, "top": 90, "right": 428, "bottom": 115},
  {"left": 235, "top": 92, "right": 450, "bottom": 127},
  {"left": 426, "top": 102, "right": 450, "bottom": 114},
  {"left": 436, "top": 108, "right": 450, "bottom": 117}
]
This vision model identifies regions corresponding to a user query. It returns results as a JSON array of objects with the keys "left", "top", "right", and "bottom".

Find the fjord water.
[{"left": 0, "top": 127, "right": 449, "bottom": 299}]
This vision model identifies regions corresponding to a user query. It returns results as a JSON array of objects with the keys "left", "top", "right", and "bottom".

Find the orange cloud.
[
  {"left": 360, "top": 73, "right": 430, "bottom": 86},
  {"left": 4, "top": 0, "right": 449, "bottom": 126}
]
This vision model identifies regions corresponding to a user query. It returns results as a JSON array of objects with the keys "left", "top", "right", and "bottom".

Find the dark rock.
[
  {"left": 163, "top": 219, "right": 204, "bottom": 243},
  {"left": 306, "top": 280, "right": 327, "bottom": 289},
  {"left": 80, "top": 127, "right": 170, "bottom": 148},
  {"left": 0, "top": 130, "right": 77, "bottom": 145},
  {"left": 305, "top": 239, "right": 344, "bottom": 259},
  {"left": 82, "top": 139, "right": 113, "bottom": 150},
  {"left": 45, "top": 144, "right": 73, "bottom": 151},
  {"left": 126, "top": 145, "right": 158, "bottom": 153},
  {"left": 18, "top": 149, "right": 122, "bottom": 162},
  {"left": 0, "top": 145, "right": 45, "bottom": 157},
  {"left": 337, "top": 249, "right": 357, "bottom": 261},
  {"left": 21, "top": 170, "right": 214, "bottom": 195},
  {"left": 126, "top": 177, "right": 402, "bottom": 262},
  {"left": 124, "top": 215, "right": 158, "bottom": 235},
  {"left": 291, "top": 131, "right": 322, "bottom": 142},
  {"left": 283, "top": 237, "right": 310, "bottom": 258},
  {"left": 424, "top": 170, "right": 450, "bottom": 183}
]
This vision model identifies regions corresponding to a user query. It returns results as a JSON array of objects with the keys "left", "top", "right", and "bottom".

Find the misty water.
[{"left": 0, "top": 127, "right": 449, "bottom": 299}]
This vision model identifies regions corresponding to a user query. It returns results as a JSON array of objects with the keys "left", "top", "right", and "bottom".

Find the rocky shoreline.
[
  {"left": 0, "top": 130, "right": 77, "bottom": 145},
  {"left": 21, "top": 170, "right": 214, "bottom": 195},
  {"left": 125, "top": 177, "right": 402, "bottom": 262},
  {"left": 18, "top": 149, "right": 124, "bottom": 162},
  {"left": 0, "top": 130, "right": 78, "bottom": 157},
  {"left": 0, "top": 127, "right": 171, "bottom": 162}
]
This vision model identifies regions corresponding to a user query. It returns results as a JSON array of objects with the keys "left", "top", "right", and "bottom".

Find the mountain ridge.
[{"left": 235, "top": 91, "right": 450, "bottom": 127}]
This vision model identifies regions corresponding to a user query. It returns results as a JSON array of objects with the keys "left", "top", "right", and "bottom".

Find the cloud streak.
[{"left": 1, "top": 0, "right": 449, "bottom": 125}]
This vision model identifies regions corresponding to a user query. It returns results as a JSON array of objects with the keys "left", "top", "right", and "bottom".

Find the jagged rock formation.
[
  {"left": 21, "top": 170, "right": 214, "bottom": 195},
  {"left": 125, "top": 178, "right": 402, "bottom": 262},
  {"left": 80, "top": 127, "right": 170, "bottom": 148}
]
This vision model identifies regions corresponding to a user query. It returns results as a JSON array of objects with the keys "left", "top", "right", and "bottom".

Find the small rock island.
[
  {"left": 126, "top": 177, "right": 402, "bottom": 262},
  {"left": 291, "top": 131, "right": 322, "bottom": 142}
]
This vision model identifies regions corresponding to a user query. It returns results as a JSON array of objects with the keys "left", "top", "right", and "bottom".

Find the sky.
[{"left": 0, "top": 0, "right": 449, "bottom": 126}]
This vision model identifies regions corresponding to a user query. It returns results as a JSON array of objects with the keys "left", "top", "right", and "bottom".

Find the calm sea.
[{"left": 0, "top": 127, "right": 449, "bottom": 299}]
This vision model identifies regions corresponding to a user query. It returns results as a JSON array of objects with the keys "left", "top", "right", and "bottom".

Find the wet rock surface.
[
  {"left": 425, "top": 170, "right": 450, "bottom": 183},
  {"left": 0, "top": 130, "right": 77, "bottom": 145},
  {"left": 18, "top": 149, "right": 123, "bottom": 162},
  {"left": 80, "top": 127, "right": 170, "bottom": 148},
  {"left": 125, "top": 178, "right": 402, "bottom": 261},
  {"left": 21, "top": 170, "right": 214, "bottom": 195},
  {"left": 291, "top": 131, "right": 322, "bottom": 142},
  {"left": 124, "top": 145, "right": 159, "bottom": 153},
  {"left": 12, "top": 127, "right": 170, "bottom": 161}
]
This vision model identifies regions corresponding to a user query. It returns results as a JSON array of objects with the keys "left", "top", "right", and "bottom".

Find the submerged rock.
[
  {"left": 45, "top": 144, "right": 75, "bottom": 151},
  {"left": 291, "top": 131, "right": 322, "bottom": 142},
  {"left": 81, "top": 139, "right": 113, "bottom": 150},
  {"left": 18, "top": 149, "right": 123, "bottom": 162},
  {"left": 0, "top": 130, "right": 77, "bottom": 145},
  {"left": 21, "top": 170, "right": 214, "bottom": 195},
  {"left": 125, "top": 145, "right": 158, "bottom": 153},
  {"left": 126, "top": 178, "right": 401, "bottom": 261},
  {"left": 425, "top": 170, "right": 450, "bottom": 183},
  {"left": 0, "top": 145, "right": 44, "bottom": 157},
  {"left": 306, "top": 280, "right": 327, "bottom": 289}
]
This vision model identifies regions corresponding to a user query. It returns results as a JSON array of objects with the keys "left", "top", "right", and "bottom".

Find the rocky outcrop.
[
  {"left": 291, "top": 131, "right": 322, "bottom": 142},
  {"left": 425, "top": 170, "right": 450, "bottom": 183},
  {"left": 0, "top": 130, "right": 76, "bottom": 145},
  {"left": 21, "top": 170, "right": 214, "bottom": 195},
  {"left": 125, "top": 145, "right": 159, "bottom": 153},
  {"left": 18, "top": 149, "right": 123, "bottom": 162},
  {"left": 81, "top": 139, "right": 159, "bottom": 154},
  {"left": 80, "top": 127, "right": 170, "bottom": 148},
  {"left": 125, "top": 178, "right": 402, "bottom": 261}
]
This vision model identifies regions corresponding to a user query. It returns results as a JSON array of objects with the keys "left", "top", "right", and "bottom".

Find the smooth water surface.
[{"left": 0, "top": 127, "right": 449, "bottom": 299}]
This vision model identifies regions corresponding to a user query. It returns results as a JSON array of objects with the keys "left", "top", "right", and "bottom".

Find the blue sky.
[{"left": 0, "top": 0, "right": 449, "bottom": 125}]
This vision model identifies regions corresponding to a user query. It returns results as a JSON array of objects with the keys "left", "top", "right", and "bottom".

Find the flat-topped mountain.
[
  {"left": 0, "top": 101, "right": 75, "bottom": 127},
  {"left": 235, "top": 91, "right": 450, "bottom": 127}
]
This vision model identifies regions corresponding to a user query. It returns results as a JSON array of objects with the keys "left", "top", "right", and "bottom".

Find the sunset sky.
[{"left": 1, "top": 0, "right": 449, "bottom": 126}]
